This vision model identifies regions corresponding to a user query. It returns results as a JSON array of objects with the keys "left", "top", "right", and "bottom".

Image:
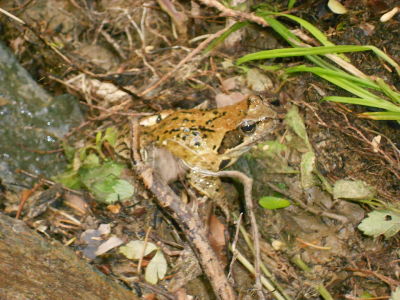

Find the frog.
[{"left": 115, "top": 95, "right": 279, "bottom": 215}]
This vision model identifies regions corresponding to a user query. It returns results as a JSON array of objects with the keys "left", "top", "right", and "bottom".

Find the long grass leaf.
[
  {"left": 285, "top": 65, "right": 379, "bottom": 90},
  {"left": 323, "top": 96, "right": 400, "bottom": 112},
  {"left": 259, "top": 15, "right": 342, "bottom": 71},
  {"left": 237, "top": 45, "right": 382, "bottom": 64},
  {"left": 273, "top": 13, "right": 350, "bottom": 62},
  {"left": 276, "top": 14, "right": 335, "bottom": 47},
  {"left": 317, "top": 73, "right": 392, "bottom": 103},
  {"left": 358, "top": 111, "right": 400, "bottom": 120},
  {"left": 375, "top": 78, "right": 400, "bottom": 104}
]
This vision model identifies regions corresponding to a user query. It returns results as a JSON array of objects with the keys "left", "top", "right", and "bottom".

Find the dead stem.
[
  {"left": 213, "top": 170, "right": 265, "bottom": 300},
  {"left": 138, "top": 25, "right": 232, "bottom": 97}
]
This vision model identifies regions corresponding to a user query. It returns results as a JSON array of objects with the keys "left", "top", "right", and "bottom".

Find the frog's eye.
[
  {"left": 240, "top": 121, "right": 256, "bottom": 134},
  {"left": 156, "top": 115, "right": 162, "bottom": 123}
]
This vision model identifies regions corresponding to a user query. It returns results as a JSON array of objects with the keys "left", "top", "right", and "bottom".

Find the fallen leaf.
[
  {"left": 145, "top": 250, "right": 167, "bottom": 284},
  {"left": 119, "top": 240, "right": 158, "bottom": 260},
  {"left": 300, "top": 151, "right": 316, "bottom": 189},
  {"left": 358, "top": 210, "right": 400, "bottom": 238},
  {"left": 246, "top": 68, "right": 273, "bottom": 92},
  {"left": 333, "top": 180, "right": 375, "bottom": 200},
  {"left": 215, "top": 92, "right": 246, "bottom": 107},
  {"left": 95, "top": 236, "right": 124, "bottom": 256}
]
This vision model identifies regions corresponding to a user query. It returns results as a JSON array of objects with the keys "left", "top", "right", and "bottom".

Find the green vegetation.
[{"left": 213, "top": 10, "right": 400, "bottom": 120}]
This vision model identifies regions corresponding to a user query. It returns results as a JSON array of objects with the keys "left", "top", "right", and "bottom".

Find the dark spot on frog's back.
[{"left": 198, "top": 126, "right": 215, "bottom": 133}]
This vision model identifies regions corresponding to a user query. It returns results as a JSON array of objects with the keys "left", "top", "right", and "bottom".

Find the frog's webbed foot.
[{"left": 186, "top": 170, "right": 231, "bottom": 219}]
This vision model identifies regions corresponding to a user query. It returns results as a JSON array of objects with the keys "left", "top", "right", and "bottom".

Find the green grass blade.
[
  {"left": 317, "top": 73, "right": 391, "bottom": 103},
  {"left": 271, "top": 13, "right": 350, "bottom": 62},
  {"left": 286, "top": 65, "right": 400, "bottom": 106},
  {"left": 237, "top": 45, "right": 381, "bottom": 65},
  {"left": 276, "top": 13, "right": 335, "bottom": 47},
  {"left": 375, "top": 78, "right": 400, "bottom": 104},
  {"left": 257, "top": 15, "right": 342, "bottom": 71},
  {"left": 288, "top": 0, "right": 296, "bottom": 9},
  {"left": 323, "top": 96, "right": 400, "bottom": 112},
  {"left": 368, "top": 46, "right": 400, "bottom": 76},
  {"left": 285, "top": 65, "right": 379, "bottom": 90},
  {"left": 260, "top": 15, "right": 301, "bottom": 46},
  {"left": 357, "top": 111, "right": 400, "bottom": 120}
]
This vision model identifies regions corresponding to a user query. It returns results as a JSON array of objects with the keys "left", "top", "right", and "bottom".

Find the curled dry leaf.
[{"left": 95, "top": 236, "right": 124, "bottom": 256}]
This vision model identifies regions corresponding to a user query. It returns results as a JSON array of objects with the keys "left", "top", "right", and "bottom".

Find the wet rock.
[{"left": 0, "top": 42, "right": 83, "bottom": 190}]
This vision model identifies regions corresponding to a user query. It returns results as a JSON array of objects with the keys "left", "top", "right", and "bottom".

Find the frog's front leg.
[{"left": 186, "top": 170, "right": 230, "bottom": 218}]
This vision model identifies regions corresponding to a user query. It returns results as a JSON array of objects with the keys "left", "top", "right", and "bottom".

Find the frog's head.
[{"left": 217, "top": 95, "right": 279, "bottom": 169}]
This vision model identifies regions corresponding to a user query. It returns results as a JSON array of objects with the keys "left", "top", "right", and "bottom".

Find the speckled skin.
[
  {"left": 139, "top": 95, "right": 278, "bottom": 172},
  {"left": 115, "top": 95, "right": 278, "bottom": 214}
]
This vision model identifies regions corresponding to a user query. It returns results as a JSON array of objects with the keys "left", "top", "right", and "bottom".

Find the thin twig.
[
  {"left": 213, "top": 170, "right": 264, "bottom": 300},
  {"left": 138, "top": 25, "right": 232, "bottom": 97},
  {"left": 138, "top": 226, "right": 152, "bottom": 275}
]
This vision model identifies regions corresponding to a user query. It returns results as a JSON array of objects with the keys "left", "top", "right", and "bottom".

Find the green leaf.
[
  {"left": 119, "top": 240, "right": 158, "bottom": 260},
  {"left": 80, "top": 161, "right": 134, "bottom": 203},
  {"left": 82, "top": 153, "right": 100, "bottom": 167},
  {"left": 105, "top": 179, "right": 134, "bottom": 203},
  {"left": 62, "top": 140, "right": 75, "bottom": 162},
  {"left": 145, "top": 250, "right": 167, "bottom": 284},
  {"left": 53, "top": 169, "right": 81, "bottom": 189},
  {"left": 358, "top": 210, "right": 400, "bottom": 238},
  {"left": 300, "top": 151, "right": 316, "bottom": 189},
  {"left": 333, "top": 179, "right": 376, "bottom": 200},
  {"left": 259, "top": 196, "right": 291, "bottom": 209}
]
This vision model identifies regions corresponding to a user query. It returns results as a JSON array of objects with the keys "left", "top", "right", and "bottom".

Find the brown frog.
[{"left": 116, "top": 95, "right": 279, "bottom": 213}]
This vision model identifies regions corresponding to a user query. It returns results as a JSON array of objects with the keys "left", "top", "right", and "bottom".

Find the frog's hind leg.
[{"left": 186, "top": 170, "right": 230, "bottom": 219}]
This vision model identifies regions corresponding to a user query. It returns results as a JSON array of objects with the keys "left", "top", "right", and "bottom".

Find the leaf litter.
[{"left": 0, "top": 0, "right": 400, "bottom": 299}]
